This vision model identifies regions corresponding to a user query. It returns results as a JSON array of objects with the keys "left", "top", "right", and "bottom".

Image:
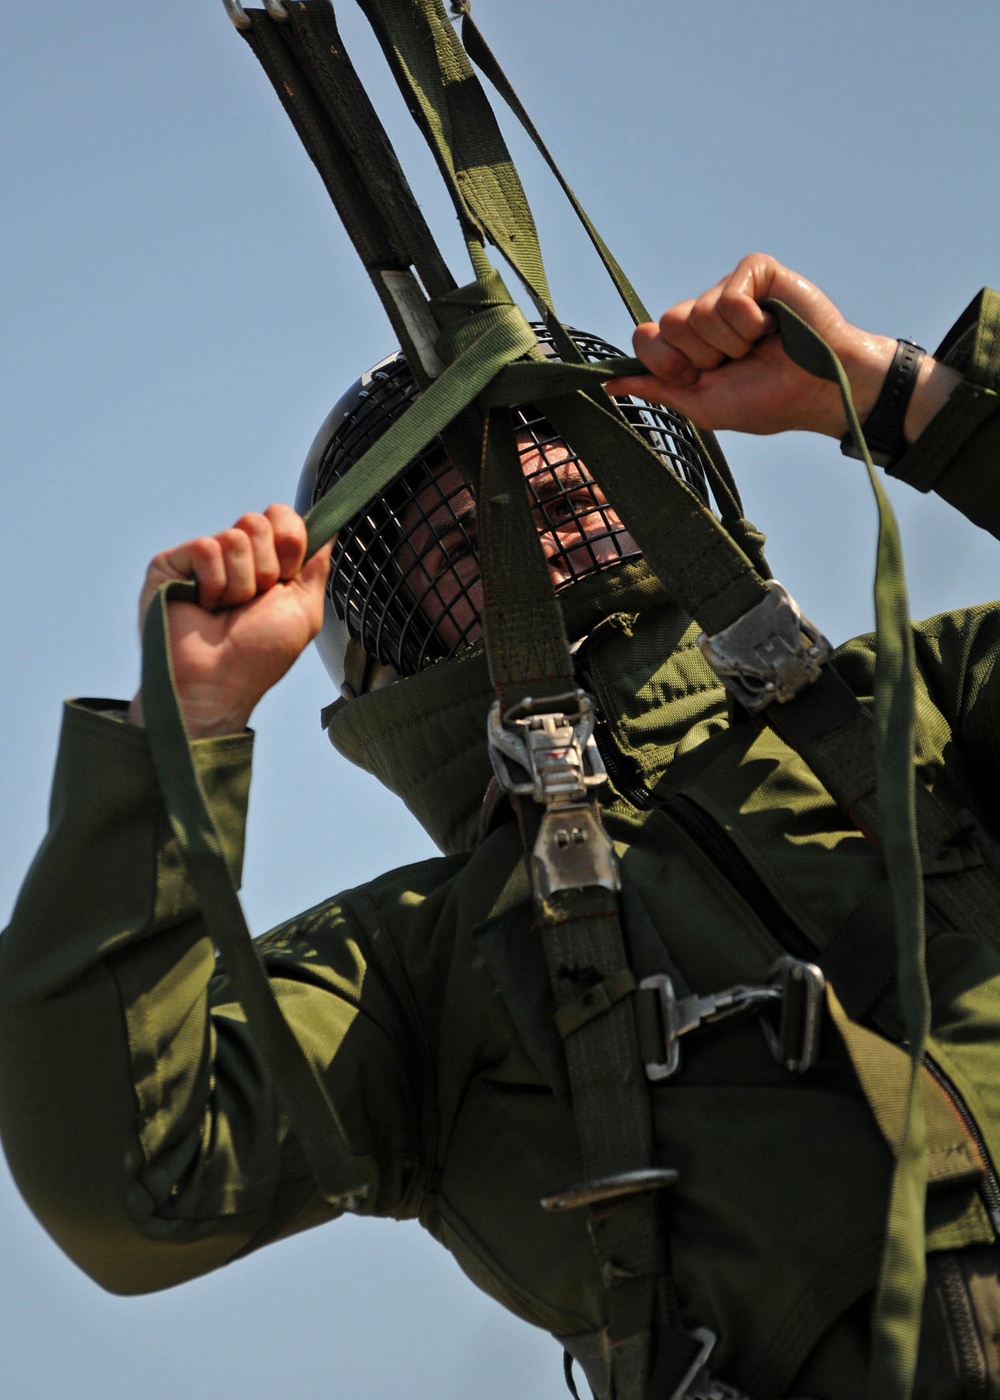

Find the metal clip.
[
  {"left": 667, "top": 1328, "right": 752, "bottom": 1400},
  {"left": 698, "top": 581, "right": 831, "bottom": 712},
  {"left": 638, "top": 974, "right": 781, "bottom": 1081},
  {"left": 487, "top": 692, "right": 607, "bottom": 804},
  {"left": 759, "top": 956, "right": 825, "bottom": 1073},
  {"left": 488, "top": 693, "right": 619, "bottom": 898},
  {"left": 222, "top": 0, "right": 287, "bottom": 28},
  {"left": 222, "top": 0, "right": 251, "bottom": 26},
  {"left": 540, "top": 1167, "right": 678, "bottom": 1213}
]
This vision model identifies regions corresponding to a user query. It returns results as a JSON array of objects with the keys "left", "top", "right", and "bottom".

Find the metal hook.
[
  {"left": 222, "top": 0, "right": 251, "bottom": 27},
  {"left": 222, "top": 0, "right": 288, "bottom": 28}
]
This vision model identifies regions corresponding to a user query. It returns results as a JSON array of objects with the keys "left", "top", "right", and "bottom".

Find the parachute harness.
[{"left": 139, "top": 3, "right": 999, "bottom": 1396}]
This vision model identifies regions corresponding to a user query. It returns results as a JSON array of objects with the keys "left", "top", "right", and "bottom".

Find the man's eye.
[
  {"left": 437, "top": 531, "right": 475, "bottom": 566},
  {"left": 544, "top": 491, "right": 596, "bottom": 525}
]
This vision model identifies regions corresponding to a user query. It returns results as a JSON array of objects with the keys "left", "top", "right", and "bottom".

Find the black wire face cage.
[{"left": 310, "top": 328, "right": 710, "bottom": 678}]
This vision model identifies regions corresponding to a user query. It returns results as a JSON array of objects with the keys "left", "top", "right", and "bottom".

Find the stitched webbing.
[
  {"left": 765, "top": 301, "right": 928, "bottom": 1400},
  {"left": 141, "top": 581, "right": 367, "bottom": 1207},
  {"left": 355, "top": 0, "right": 553, "bottom": 308}
]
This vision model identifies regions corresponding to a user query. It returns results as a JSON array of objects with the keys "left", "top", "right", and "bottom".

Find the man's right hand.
[
  {"left": 605, "top": 253, "right": 958, "bottom": 447},
  {"left": 127, "top": 504, "right": 333, "bottom": 739}
]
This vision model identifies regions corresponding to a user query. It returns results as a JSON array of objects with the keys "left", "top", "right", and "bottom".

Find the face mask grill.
[{"left": 308, "top": 330, "right": 710, "bottom": 680}]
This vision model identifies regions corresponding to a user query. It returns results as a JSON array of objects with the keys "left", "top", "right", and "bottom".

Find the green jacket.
[{"left": 3, "top": 293, "right": 1000, "bottom": 1398}]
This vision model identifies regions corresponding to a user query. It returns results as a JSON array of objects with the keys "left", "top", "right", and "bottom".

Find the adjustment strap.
[
  {"left": 456, "top": 7, "right": 648, "bottom": 327},
  {"left": 303, "top": 286, "right": 539, "bottom": 556},
  {"left": 761, "top": 299, "right": 929, "bottom": 1400},
  {"left": 541, "top": 389, "right": 771, "bottom": 635},
  {"left": 140, "top": 581, "right": 367, "bottom": 1209},
  {"left": 355, "top": 0, "right": 554, "bottom": 308},
  {"left": 534, "top": 887, "right": 679, "bottom": 1396},
  {"left": 476, "top": 408, "right": 575, "bottom": 704}
]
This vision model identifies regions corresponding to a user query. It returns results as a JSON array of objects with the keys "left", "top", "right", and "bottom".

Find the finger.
[
  {"left": 232, "top": 511, "right": 282, "bottom": 594},
  {"left": 298, "top": 540, "right": 336, "bottom": 632},
  {"left": 629, "top": 318, "right": 702, "bottom": 384},
  {"left": 656, "top": 301, "right": 732, "bottom": 372},
  {"left": 604, "top": 373, "right": 688, "bottom": 405},
  {"left": 211, "top": 527, "right": 258, "bottom": 609},
  {"left": 688, "top": 282, "right": 764, "bottom": 361},
  {"left": 142, "top": 534, "right": 229, "bottom": 620},
  {"left": 715, "top": 264, "right": 777, "bottom": 345},
  {"left": 260, "top": 502, "right": 312, "bottom": 579}
]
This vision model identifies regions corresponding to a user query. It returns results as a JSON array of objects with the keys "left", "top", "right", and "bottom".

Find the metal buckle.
[
  {"left": 667, "top": 1328, "right": 752, "bottom": 1400},
  {"left": 638, "top": 973, "right": 781, "bottom": 1081},
  {"left": 759, "top": 956, "right": 826, "bottom": 1073},
  {"left": 697, "top": 581, "right": 831, "bottom": 712},
  {"left": 487, "top": 693, "right": 620, "bottom": 898},
  {"left": 487, "top": 692, "right": 607, "bottom": 804},
  {"left": 222, "top": 0, "right": 287, "bottom": 28}
]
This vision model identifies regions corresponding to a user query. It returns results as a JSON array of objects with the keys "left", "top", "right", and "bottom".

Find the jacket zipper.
[
  {"left": 921, "top": 1053, "right": 1000, "bottom": 1233},
  {"left": 590, "top": 706, "right": 816, "bottom": 962}
]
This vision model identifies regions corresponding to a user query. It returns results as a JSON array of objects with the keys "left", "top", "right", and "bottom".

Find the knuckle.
[
  {"left": 687, "top": 300, "right": 716, "bottom": 333},
  {"left": 233, "top": 511, "right": 269, "bottom": 537}
]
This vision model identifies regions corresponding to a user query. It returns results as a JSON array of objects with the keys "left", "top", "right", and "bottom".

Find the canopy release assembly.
[
  {"left": 487, "top": 692, "right": 620, "bottom": 899},
  {"left": 698, "top": 580, "right": 831, "bottom": 711}
]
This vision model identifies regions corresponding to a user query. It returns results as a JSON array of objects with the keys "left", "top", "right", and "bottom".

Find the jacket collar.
[{"left": 323, "top": 561, "right": 728, "bottom": 853}]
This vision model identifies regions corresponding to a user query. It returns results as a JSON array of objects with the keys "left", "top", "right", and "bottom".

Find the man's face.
[{"left": 397, "top": 431, "right": 638, "bottom": 655}]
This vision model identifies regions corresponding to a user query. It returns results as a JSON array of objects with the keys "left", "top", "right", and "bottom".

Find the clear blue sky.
[{"left": 2, "top": 2, "right": 999, "bottom": 1397}]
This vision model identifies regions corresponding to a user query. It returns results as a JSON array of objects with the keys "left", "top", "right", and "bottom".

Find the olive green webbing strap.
[
  {"left": 453, "top": 3, "right": 647, "bottom": 327},
  {"left": 477, "top": 418, "right": 694, "bottom": 1397},
  {"left": 739, "top": 303, "right": 929, "bottom": 1400},
  {"left": 140, "top": 582, "right": 367, "bottom": 1208},
  {"left": 477, "top": 405, "right": 735, "bottom": 1398},
  {"left": 476, "top": 411, "right": 575, "bottom": 701},
  {"left": 450, "top": 1, "right": 749, "bottom": 560},
  {"left": 237, "top": 5, "right": 454, "bottom": 382},
  {"left": 354, "top": 0, "right": 555, "bottom": 310}
]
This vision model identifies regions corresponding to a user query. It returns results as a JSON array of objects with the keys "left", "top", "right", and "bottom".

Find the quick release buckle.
[
  {"left": 487, "top": 692, "right": 620, "bottom": 898},
  {"left": 638, "top": 957, "right": 825, "bottom": 1080},
  {"left": 698, "top": 581, "right": 831, "bottom": 712}
]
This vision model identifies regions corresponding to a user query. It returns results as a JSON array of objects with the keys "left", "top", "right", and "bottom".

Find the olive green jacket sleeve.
[
  {"left": 888, "top": 287, "right": 1000, "bottom": 533},
  {"left": 0, "top": 703, "right": 427, "bottom": 1295}
]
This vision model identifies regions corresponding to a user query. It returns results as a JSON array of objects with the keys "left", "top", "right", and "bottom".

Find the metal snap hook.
[
  {"left": 221, "top": 0, "right": 251, "bottom": 27},
  {"left": 222, "top": 0, "right": 288, "bottom": 28}
]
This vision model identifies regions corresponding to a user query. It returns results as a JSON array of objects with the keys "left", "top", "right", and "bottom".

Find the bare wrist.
[
  {"left": 903, "top": 356, "right": 962, "bottom": 446},
  {"left": 125, "top": 689, "right": 252, "bottom": 739}
]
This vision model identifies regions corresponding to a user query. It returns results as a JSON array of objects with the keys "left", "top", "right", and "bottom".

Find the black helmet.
[{"left": 296, "top": 325, "right": 709, "bottom": 697}]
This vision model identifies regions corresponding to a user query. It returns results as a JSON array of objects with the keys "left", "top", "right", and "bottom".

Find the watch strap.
[{"left": 841, "top": 338, "right": 926, "bottom": 467}]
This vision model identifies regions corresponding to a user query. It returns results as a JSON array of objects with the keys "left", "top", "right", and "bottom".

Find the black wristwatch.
[{"left": 840, "top": 338, "right": 926, "bottom": 468}]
